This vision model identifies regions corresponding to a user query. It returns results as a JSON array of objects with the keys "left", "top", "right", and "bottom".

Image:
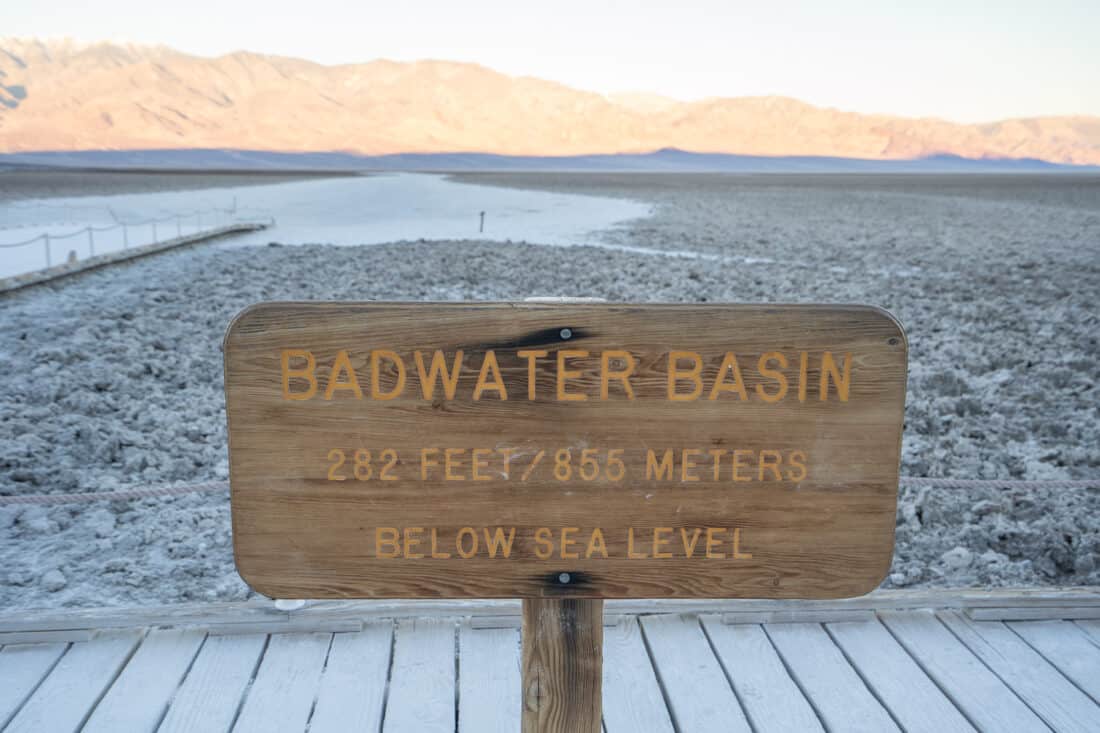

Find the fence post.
[
  {"left": 177, "top": 216, "right": 182, "bottom": 238},
  {"left": 87, "top": 228, "right": 95, "bottom": 257},
  {"left": 44, "top": 234, "right": 51, "bottom": 268},
  {"left": 153, "top": 222, "right": 158, "bottom": 244}
]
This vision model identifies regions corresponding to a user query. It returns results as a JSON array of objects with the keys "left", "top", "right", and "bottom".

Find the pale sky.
[{"left": 6, "top": 0, "right": 1098, "bottom": 122}]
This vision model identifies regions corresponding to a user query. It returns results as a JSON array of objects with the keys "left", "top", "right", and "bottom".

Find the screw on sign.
[{"left": 223, "top": 301, "right": 908, "bottom": 733}]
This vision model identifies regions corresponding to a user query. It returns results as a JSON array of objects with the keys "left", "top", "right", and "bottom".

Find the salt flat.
[
  {"left": 0, "top": 171, "right": 1097, "bottom": 610},
  {"left": 0, "top": 173, "right": 650, "bottom": 278}
]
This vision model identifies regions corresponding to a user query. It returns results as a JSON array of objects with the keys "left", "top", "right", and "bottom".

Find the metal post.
[
  {"left": 44, "top": 234, "right": 51, "bottom": 268},
  {"left": 177, "top": 216, "right": 182, "bottom": 238},
  {"left": 87, "top": 228, "right": 95, "bottom": 257},
  {"left": 480, "top": 211, "right": 486, "bottom": 233}
]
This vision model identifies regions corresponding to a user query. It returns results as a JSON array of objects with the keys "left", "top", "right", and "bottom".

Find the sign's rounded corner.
[{"left": 861, "top": 304, "right": 909, "bottom": 353}]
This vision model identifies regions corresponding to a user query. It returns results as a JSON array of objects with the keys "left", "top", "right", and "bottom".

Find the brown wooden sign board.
[{"left": 224, "top": 301, "right": 907, "bottom": 600}]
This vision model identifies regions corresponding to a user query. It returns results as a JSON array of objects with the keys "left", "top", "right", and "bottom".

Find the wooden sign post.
[{"left": 224, "top": 301, "right": 907, "bottom": 731}]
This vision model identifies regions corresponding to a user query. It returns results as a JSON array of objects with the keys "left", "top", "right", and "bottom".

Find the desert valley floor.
[{"left": 0, "top": 170, "right": 1098, "bottom": 609}]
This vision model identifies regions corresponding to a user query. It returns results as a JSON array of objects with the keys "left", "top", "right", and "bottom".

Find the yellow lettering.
[
  {"left": 376, "top": 527, "right": 400, "bottom": 559},
  {"left": 445, "top": 448, "right": 466, "bottom": 481},
  {"left": 653, "top": 527, "right": 673, "bottom": 559},
  {"left": 414, "top": 350, "right": 463, "bottom": 400},
  {"left": 586, "top": 528, "right": 608, "bottom": 559},
  {"left": 820, "top": 351, "right": 852, "bottom": 401},
  {"left": 706, "top": 527, "right": 725, "bottom": 559},
  {"left": 680, "top": 528, "right": 702, "bottom": 558},
  {"left": 681, "top": 449, "right": 702, "bottom": 482},
  {"left": 456, "top": 527, "right": 478, "bottom": 559},
  {"left": 755, "top": 352, "right": 789, "bottom": 403},
  {"left": 557, "top": 350, "right": 589, "bottom": 401},
  {"left": 484, "top": 527, "right": 515, "bottom": 558},
  {"left": 420, "top": 448, "right": 439, "bottom": 480},
  {"left": 471, "top": 448, "right": 491, "bottom": 481},
  {"left": 667, "top": 351, "right": 703, "bottom": 401},
  {"left": 759, "top": 449, "right": 783, "bottom": 481},
  {"left": 732, "top": 450, "right": 752, "bottom": 482},
  {"left": 371, "top": 350, "right": 406, "bottom": 400},
  {"left": 324, "top": 350, "right": 363, "bottom": 400},
  {"left": 430, "top": 528, "right": 451, "bottom": 559},
  {"left": 600, "top": 350, "right": 636, "bottom": 400},
  {"left": 517, "top": 350, "right": 548, "bottom": 400},
  {"left": 403, "top": 527, "right": 424, "bottom": 559},
  {"left": 281, "top": 349, "right": 317, "bottom": 400},
  {"left": 534, "top": 527, "right": 554, "bottom": 559},
  {"left": 561, "top": 527, "right": 580, "bottom": 560},
  {"left": 473, "top": 350, "right": 508, "bottom": 400},
  {"left": 787, "top": 450, "right": 808, "bottom": 481},
  {"left": 708, "top": 352, "right": 748, "bottom": 400},
  {"left": 733, "top": 527, "right": 752, "bottom": 559},
  {"left": 628, "top": 528, "right": 647, "bottom": 558},
  {"left": 646, "top": 449, "right": 674, "bottom": 480}
]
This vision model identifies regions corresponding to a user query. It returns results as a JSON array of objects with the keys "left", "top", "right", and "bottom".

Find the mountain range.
[{"left": 2, "top": 38, "right": 1098, "bottom": 167}]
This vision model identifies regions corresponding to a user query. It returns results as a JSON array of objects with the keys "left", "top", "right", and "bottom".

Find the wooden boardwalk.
[{"left": 1, "top": 589, "right": 1099, "bottom": 732}]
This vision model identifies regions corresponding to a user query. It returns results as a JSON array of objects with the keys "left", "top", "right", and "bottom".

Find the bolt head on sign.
[{"left": 223, "top": 302, "right": 907, "bottom": 600}]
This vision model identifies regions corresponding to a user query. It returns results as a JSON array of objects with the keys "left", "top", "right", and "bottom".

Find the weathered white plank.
[
  {"left": 4, "top": 630, "right": 143, "bottom": 733},
  {"left": 699, "top": 618, "right": 823, "bottom": 733},
  {"left": 382, "top": 619, "right": 456, "bottom": 733},
  {"left": 0, "top": 642, "right": 68, "bottom": 728},
  {"left": 827, "top": 619, "right": 974, "bottom": 733},
  {"left": 458, "top": 623, "right": 521, "bottom": 733},
  {"left": 80, "top": 628, "right": 205, "bottom": 733},
  {"left": 638, "top": 614, "right": 751, "bottom": 733},
  {"left": 765, "top": 622, "right": 899, "bottom": 732},
  {"left": 939, "top": 611, "right": 1100, "bottom": 733},
  {"left": 602, "top": 617, "right": 675, "bottom": 733},
  {"left": 1077, "top": 619, "right": 1100, "bottom": 646},
  {"left": 880, "top": 610, "right": 1049, "bottom": 733},
  {"left": 0, "top": 630, "right": 93, "bottom": 644},
  {"left": 1010, "top": 620, "right": 1100, "bottom": 705},
  {"left": 158, "top": 633, "right": 267, "bottom": 733},
  {"left": 231, "top": 632, "right": 332, "bottom": 733},
  {"left": 969, "top": 607, "right": 1100, "bottom": 621},
  {"left": 308, "top": 623, "right": 395, "bottom": 733},
  {"left": 721, "top": 609, "right": 875, "bottom": 625}
]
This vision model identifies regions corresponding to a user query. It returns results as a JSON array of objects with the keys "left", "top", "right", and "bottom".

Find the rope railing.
[
  {"left": 0, "top": 476, "right": 1096, "bottom": 506},
  {"left": 0, "top": 206, "right": 273, "bottom": 269}
]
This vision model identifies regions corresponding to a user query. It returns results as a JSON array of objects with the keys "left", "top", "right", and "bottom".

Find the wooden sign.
[{"left": 224, "top": 301, "right": 907, "bottom": 600}]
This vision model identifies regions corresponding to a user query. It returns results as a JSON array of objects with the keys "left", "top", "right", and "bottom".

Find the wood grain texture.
[
  {"left": 764, "top": 622, "right": 900, "bottom": 732},
  {"left": 4, "top": 630, "right": 143, "bottom": 733},
  {"left": 156, "top": 634, "right": 267, "bottom": 733},
  {"left": 459, "top": 624, "right": 522, "bottom": 733},
  {"left": 938, "top": 611, "right": 1100, "bottom": 732},
  {"left": 224, "top": 301, "right": 907, "bottom": 599},
  {"left": 0, "top": 642, "right": 68, "bottom": 729},
  {"left": 639, "top": 614, "right": 752, "bottom": 733},
  {"left": 602, "top": 617, "right": 675, "bottom": 733},
  {"left": 307, "top": 624, "right": 394, "bottom": 733},
  {"left": 825, "top": 619, "right": 975, "bottom": 732},
  {"left": 81, "top": 628, "right": 205, "bottom": 733},
  {"left": 699, "top": 618, "right": 824, "bottom": 732},
  {"left": 522, "top": 598, "right": 603, "bottom": 733},
  {"left": 878, "top": 610, "right": 1049, "bottom": 733}
]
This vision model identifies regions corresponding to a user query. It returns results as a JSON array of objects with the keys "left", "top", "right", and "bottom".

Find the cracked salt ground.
[{"left": 1, "top": 172, "right": 1098, "bottom": 609}]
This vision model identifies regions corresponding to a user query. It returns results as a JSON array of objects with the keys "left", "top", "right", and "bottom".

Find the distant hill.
[
  {"left": 2, "top": 38, "right": 1099, "bottom": 167},
  {"left": 1, "top": 148, "right": 1092, "bottom": 173}
]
